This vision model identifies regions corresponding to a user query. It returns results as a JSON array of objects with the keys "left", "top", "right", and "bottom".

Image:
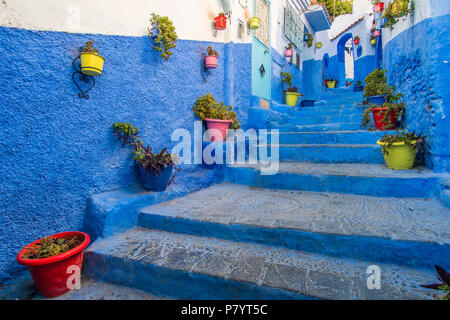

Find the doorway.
[{"left": 337, "top": 33, "right": 354, "bottom": 88}]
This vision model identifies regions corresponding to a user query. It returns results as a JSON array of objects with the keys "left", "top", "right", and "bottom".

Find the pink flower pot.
[
  {"left": 285, "top": 49, "right": 293, "bottom": 57},
  {"left": 373, "top": 30, "right": 381, "bottom": 37},
  {"left": 205, "top": 55, "right": 218, "bottom": 69},
  {"left": 204, "top": 118, "right": 232, "bottom": 142}
]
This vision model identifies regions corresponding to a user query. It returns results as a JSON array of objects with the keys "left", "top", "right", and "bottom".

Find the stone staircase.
[{"left": 82, "top": 88, "right": 450, "bottom": 300}]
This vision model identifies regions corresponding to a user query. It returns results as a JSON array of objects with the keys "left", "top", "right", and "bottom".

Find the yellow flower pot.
[
  {"left": 249, "top": 17, "right": 260, "bottom": 30},
  {"left": 80, "top": 52, "right": 105, "bottom": 76},
  {"left": 370, "top": 38, "right": 376, "bottom": 45},
  {"left": 327, "top": 80, "right": 336, "bottom": 88},
  {"left": 316, "top": 42, "right": 322, "bottom": 49},
  {"left": 285, "top": 92, "right": 301, "bottom": 106},
  {"left": 377, "top": 140, "right": 417, "bottom": 169}
]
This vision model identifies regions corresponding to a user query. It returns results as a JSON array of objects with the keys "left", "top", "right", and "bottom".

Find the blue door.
[{"left": 252, "top": 0, "right": 271, "bottom": 101}]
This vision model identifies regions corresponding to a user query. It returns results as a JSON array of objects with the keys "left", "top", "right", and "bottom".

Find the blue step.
[
  {"left": 272, "top": 130, "right": 394, "bottom": 144},
  {"left": 288, "top": 114, "right": 363, "bottom": 126},
  {"left": 137, "top": 184, "right": 450, "bottom": 271},
  {"left": 266, "top": 144, "right": 384, "bottom": 163},
  {"left": 223, "top": 162, "right": 439, "bottom": 198},
  {"left": 271, "top": 122, "right": 364, "bottom": 132}
]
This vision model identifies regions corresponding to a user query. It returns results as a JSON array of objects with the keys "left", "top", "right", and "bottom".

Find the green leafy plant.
[
  {"left": 79, "top": 40, "right": 99, "bottom": 54},
  {"left": 281, "top": 70, "right": 303, "bottom": 94},
  {"left": 355, "top": 80, "right": 363, "bottom": 86},
  {"left": 318, "top": 0, "right": 353, "bottom": 21},
  {"left": 285, "top": 42, "right": 294, "bottom": 50},
  {"left": 378, "top": 130, "right": 426, "bottom": 157},
  {"left": 149, "top": 13, "right": 178, "bottom": 61},
  {"left": 23, "top": 236, "right": 82, "bottom": 259},
  {"left": 206, "top": 46, "right": 219, "bottom": 57},
  {"left": 304, "top": 33, "right": 313, "bottom": 48},
  {"left": 421, "top": 265, "right": 450, "bottom": 300},
  {"left": 192, "top": 94, "right": 240, "bottom": 130},
  {"left": 113, "top": 123, "right": 179, "bottom": 183},
  {"left": 363, "top": 68, "right": 388, "bottom": 98},
  {"left": 382, "top": 0, "right": 414, "bottom": 30}
]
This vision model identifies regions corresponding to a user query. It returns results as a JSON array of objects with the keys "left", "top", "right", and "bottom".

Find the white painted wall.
[{"left": 0, "top": 0, "right": 254, "bottom": 43}]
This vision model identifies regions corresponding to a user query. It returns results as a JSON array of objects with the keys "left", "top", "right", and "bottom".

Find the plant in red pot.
[
  {"left": 353, "top": 35, "right": 360, "bottom": 45},
  {"left": 192, "top": 93, "right": 240, "bottom": 142},
  {"left": 214, "top": 12, "right": 227, "bottom": 30},
  {"left": 374, "top": 1, "right": 385, "bottom": 13},
  {"left": 17, "top": 232, "right": 90, "bottom": 298},
  {"left": 113, "top": 123, "right": 180, "bottom": 191},
  {"left": 205, "top": 46, "right": 219, "bottom": 69},
  {"left": 285, "top": 42, "right": 294, "bottom": 57}
]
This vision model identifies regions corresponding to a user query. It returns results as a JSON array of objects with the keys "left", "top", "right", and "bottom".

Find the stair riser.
[
  {"left": 224, "top": 166, "right": 438, "bottom": 198},
  {"left": 274, "top": 132, "right": 389, "bottom": 144},
  {"left": 273, "top": 122, "right": 363, "bottom": 132},
  {"left": 271, "top": 105, "right": 362, "bottom": 115},
  {"left": 83, "top": 252, "right": 314, "bottom": 300},
  {"left": 288, "top": 114, "right": 362, "bottom": 126},
  {"left": 277, "top": 146, "right": 384, "bottom": 163},
  {"left": 138, "top": 213, "right": 450, "bottom": 270}
]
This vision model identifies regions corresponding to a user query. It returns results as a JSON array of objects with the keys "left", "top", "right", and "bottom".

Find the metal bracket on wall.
[
  {"left": 72, "top": 55, "right": 95, "bottom": 99},
  {"left": 200, "top": 54, "right": 210, "bottom": 83}
]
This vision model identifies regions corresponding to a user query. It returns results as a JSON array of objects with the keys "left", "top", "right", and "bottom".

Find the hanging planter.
[
  {"left": 370, "top": 38, "right": 377, "bottom": 45},
  {"left": 373, "top": 29, "right": 381, "bottom": 37},
  {"left": 79, "top": 40, "right": 104, "bottom": 76},
  {"left": 304, "top": 33, "right": 313, "bottom": 48},
  {"left": 285, "top": 43, "right": 294, "bottom": 57},
  {"left": 17, "top": 231, "right": 90, "bottom": 298},
  {"left": 316, "top": 42, "right": 322, "bottom": 49},
  {"left": 353, "top": 36, "right": 360, "bottom": 45},
  {"left": 205, "top": 46, "right": 219, "bottom": 69},
  {"left": 215, "top": 13, "right": 227, "bottom": 30},
  {"left": 249, "top": 17, "right": 260, "bottom": 30},
  {"left": 374, "top": 1, "right": 385, "bottom": 13}
]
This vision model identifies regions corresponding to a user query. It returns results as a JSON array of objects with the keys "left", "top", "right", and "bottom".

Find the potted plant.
[
  {"left": 353, "top": 36, "right": 360, "bottom": 45},
  {"left": 17, "top": 232, "right": 90, "bottom": 298},
  {"left": 215, "top": 12, "right": 227, "bottom": 30},
  {"left": 353, "top": 80, "right": 364, "bottom": 92},
  {"left": 376, "top": 130, "right": 425, "bottom": 169},
  {"left": 421, "top": 265, "right": 450, "bottom": 300},
  {"left": 285, "top": 43, "right": 294, "bottom": 57},
  {"left": 316, "top": 42, "right": 322, "bottom": 49},
  {"left": 304, "top": 33, "right": 313, "bottom": 48},
  {"left": 149, "top": 13, "right": 178, "bottom": 61},
  {"left": 382, "top": 0, "right": 413, "bottom": 30},
  {"left": 205, "top": 46, "right": 219, "bottom": 69},
  {"left": 373, "top": 29, "right": 381, "bottom": 37},
  {"left": 281, "top": 71, "right": 303, "bottom": 106},
  {"left": 79, "top": 40, "right": 104, "bottom": 76},
  {"left": 192, "top": 93, "right": 240, "bottom": 142},
  {"left": 374, "top": 0, "right": 385, "bottom": 13},
  {"left": 113, "top": 123, "right": 179, "bottom": 191},
  {"left": 370, "top": 37, "right": 376, "bottom": 45},
  {"left": 327, "top": 79, "right": 337, "bottom": 88},
  {"left": 249, "top": 16, "right": 260, "bottom": 30},
  {"left": 363, "top": 68, "right": 388, "bottom": 105}
]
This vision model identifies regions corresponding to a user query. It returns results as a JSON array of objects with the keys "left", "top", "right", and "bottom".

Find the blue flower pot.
[
  {"left": 353, "top": 85, "right": 364, "bottom": 92},
  {"left": 367, "top": 95, "right": 386, "bottom": 105},
  {"left": 138, "top": 165, "right": 173, "bottom": 192},
  {"left": 301, "top": 100, "right": 315, "bottom": 107}
]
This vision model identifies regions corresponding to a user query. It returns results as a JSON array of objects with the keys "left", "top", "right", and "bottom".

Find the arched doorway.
[{"left": 337, "top": 33, "right": 354, "bottom": 88}]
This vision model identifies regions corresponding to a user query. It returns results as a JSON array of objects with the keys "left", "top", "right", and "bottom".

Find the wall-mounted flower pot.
[
  {"left": 374, "top": 2, "right": 385, "bottom": 13},
  {"left": 301, "top": 99, "right": 315, "bottom": 107},
  {"left": 316, "top": 42, "right": 322, "bottom": 49},
  {"left": 353, "top": 85, "right": 364, "bottom": 92},
  {"left": 138, "top": 165, "right": 173, "bottom": 191},
  {"left": 327, "top": 80, "right": 336, "bottom": 88},
  {"left": 370, "top": 38, "right": 376, "bottom": 45},
  {"left": 373, "top": 29, "right": 381, "bottom": 37},
  {"left": 204, "top": 118, "right": 232, "bottom": 142},
  {"left": 249, "top": 17, "right": 260, "bottom": 30},
  {"left": 354, "top": 38, "right": 360, "bottom": 45},
  {"left": 205, "top": 55, "right": 218, "bottom": 69},
  {"left": 285, "top": 49, "right": 293, "bottom": 57},
  {"left": 285, "top": 92, "right": 301, "bottom": 106},
  {"left": 303, "top": 34, "right": 311, "bottom": 41},
  {"left": 377, "top": 140, "right": 417, "bottom": 169},
  {"left": 372, "top": 107, "right": 398, "bottom": 130},
  {"left": 80, "top": 53, "right": 104, "bottom": 76},
  {"left": 17, "top": 231, "right": 90, "bottom": 298},
  {"left": 367, "top": 95, "right": 386, "bottom": 105},
  {"left": 215, "top": 15, "right": 227, "bottom": 30}
]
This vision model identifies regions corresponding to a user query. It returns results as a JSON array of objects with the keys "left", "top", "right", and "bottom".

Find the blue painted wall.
[
  {"left": 271, "top": 48, "right": 303, "bottom": 104},
  {"left": 383, "top": 14, "right": 450, "bottom": 172},
  {"left": 0, "top": 26, "right": 251, "bottom": 283},
  {"left": 302, "top": 59, "right": 323, "bottom": 99}
]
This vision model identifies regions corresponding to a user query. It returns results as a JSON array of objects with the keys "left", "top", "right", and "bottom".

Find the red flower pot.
[
  {"left": 204, "top": 118, "right": 232, "bottom": 142},
  {"left": 285, "top": 49, "right": 293, "bottom": 57},
  {"left": 371, "top": 107, "right": 398, "bottom": 130},
  {"left": 324, "top": 79, "right": 329, "bottom": 87},
  {"left": 354, "top": 38, "right": 360, "bottom": 45},
  {"left": 374, "top": 2, "right": 384, "bottom": 13},
  {"left": 205, "top": 55, "right": 218, "bottom": 69},
  {"left": 17, "top": 231, "right": 90, "bottom": 298},
  {"left": 215, "top": 15, "right": 227, "bottom": 30}
]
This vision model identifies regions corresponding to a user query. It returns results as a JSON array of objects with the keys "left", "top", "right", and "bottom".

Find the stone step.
[
  {"left": 272, "top": 130, "right": 394, "bottom": 145},
  {"left": 138, "top": 184, "right": 450, "bottom": 270},
  {"left": 263, "top": 144, "right": 384, "bottom": 163},
  {"left": 288, "top": 114, "right": 363, "bottom": 126},
  {"left": 272, "top": 122, "right": 363, "bottom": 132},
  {"left": 270, "top": 103, "right": 362, "bottom": 115},
  {"left": 84, "top": 227, "right": 436, "bottom": 300},
  {"left": 224, "top": 162, "right": 439, "bottom": 198}
]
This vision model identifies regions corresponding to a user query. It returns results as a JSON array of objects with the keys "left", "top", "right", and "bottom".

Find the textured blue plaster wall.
[
  {"left": 0, "top": 26, "right": 251, "bottom": 283},
  {"left": 271, "top": 48, "right": 302, "bottom": 104},
  {"left": 354, "top": 54, "right": 376, "bottom": 84},
  {"left": 383, "top": 14, "right": 450, "bottom": 172},
  {"left": 302, "top": 59, "right": 323, "bottom": 99}
]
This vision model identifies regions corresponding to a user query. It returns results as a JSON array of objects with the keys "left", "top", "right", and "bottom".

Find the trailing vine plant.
[
  {"left": 304, "top": 33, "right": 313, "bottom": 48},
  {"left": 378, "top": 130, "right": 426, "bottom": 159},
  {"left": 192, "top": 93, "right": 241, "bottom": 130},
  {"left": 382, "top": 0, "right": 414, "bottom": 30},
  {"left": 149, "top": 13, "right": 178, "bottom": 61}
]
